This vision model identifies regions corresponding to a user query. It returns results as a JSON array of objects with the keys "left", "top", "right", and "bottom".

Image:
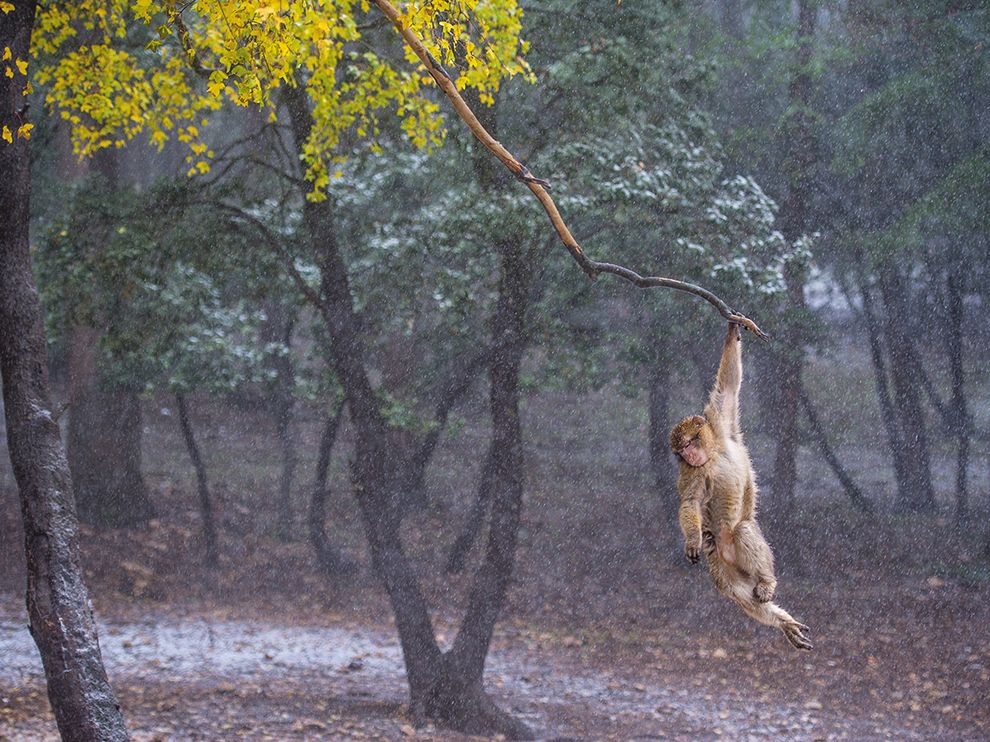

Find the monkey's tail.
[{"left": 738, "top": 599, "right": 813, "bottom": 651}]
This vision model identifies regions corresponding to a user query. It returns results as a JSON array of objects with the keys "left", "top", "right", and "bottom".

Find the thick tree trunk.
[
  {"left": 0, "top": 4, "right": 130, "bottom": 738},
  {"left": 67, "top": 324, "right": 154, "bottom": 528},
  {"left": 876, "top": 266, "right": 936, "bottom": 512},
  {"left": 175, "top": 394, "right": 219, "bottom": 568},
  {"left": 769, "top": 0, "right": 816, "bottom": 516}
]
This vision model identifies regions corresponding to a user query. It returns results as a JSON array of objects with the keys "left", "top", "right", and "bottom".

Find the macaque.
[{"left": 669, "top": 321, "right": 812, "bottom": 651}]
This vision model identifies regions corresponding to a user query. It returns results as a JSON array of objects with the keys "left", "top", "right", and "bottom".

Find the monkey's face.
[
  {"left": 678, "top": 439, "right": 709, "bottom": 467},
  {"left": 670, "top": 415, "right": 711, "bottom": 467}
]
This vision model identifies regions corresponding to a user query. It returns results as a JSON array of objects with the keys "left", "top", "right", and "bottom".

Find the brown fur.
[{"left": 669, "top": 322, "right": 811, "bottom": 651}]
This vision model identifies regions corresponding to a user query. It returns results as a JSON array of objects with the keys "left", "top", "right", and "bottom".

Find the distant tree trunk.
[
  {"left": 875, "top": 266, "right": 936, "bottom": 512},
  {"left": 65, "top": 151, "right": 153, "bottom": 530},
  {"left": 0, "top": 4, "right": 130, "bottom": 738},
  {"left": 308, "top": 399, "right": 352, "bottom": 575},
  {"left": 798, "top": 385, "right": 874, "bottom": 513},
  {"left": 647, "top": 336, "right": 679, "bottom": 542},
  {"left": 271, "top": 311, "right": 298, "bottom": 540},
  {"left": 769, "top": 0, "right": 816, "bottom": 518},
  {"left": 944, "top": 274, "right": 969, "bottom": 522},
  {"left": 445, "top": 447, "right": 496, "bottom": 574},
  {"left": 174, "top": 394, "right": 219, "bottom": 568},
  {"left": 67, "top": 325, "right": 154, "bottom": 528},
  {"left": 858, "top": 274, "right": 911, "bottom": 503}
]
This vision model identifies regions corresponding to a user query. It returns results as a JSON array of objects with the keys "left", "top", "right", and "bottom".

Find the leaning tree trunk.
[
  {"left": 175, "top": 394, "right": 219, "bottom": 568},
  {"left": 308, "top": 399, "right": 352, "bottom": 575},
  {"left": 0, "top": 4, "right": 130, "bottom": 738}
]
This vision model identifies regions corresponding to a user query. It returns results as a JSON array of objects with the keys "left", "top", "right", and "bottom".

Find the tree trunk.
[
  {"left": 285, "top": 80, "right": 530, "bottom": 738},
  {"left": 944, "top": 274, "right": 969, "bottom": 522},
  {"left": 858, "top": 274, "right": 911, "bottom": 502},
  {"left": 798, "top": 385, "right": 874, "bottom": 513},
  {"left": 769, "top": 0, "right": 816, "bottom": 517},
  {"left": 175, "top": 394, "right": 219, "bottom": 568},
  {"left": 430, "top": 243, "right": 531, "bottom": 739},
  {"left": 875, "top": 266, "right": 936, "bottom": 512},
  {"left": 308, "top": 400, "right": 352, "bottom": 575},
  {"left": 67, "top": 324, "right": 154, "bottom": 528},
  {"left": 647, "top": 341, "right": 680, "bottom": 542},
  {"left": 445, "top": 447, "right": 496, "bottom": 574},
  {"left": 272, "top": 312, "right": 298, "bottom": 540},
  {"left": 0, "top": 4, "right": 130, "bottom": 738}
]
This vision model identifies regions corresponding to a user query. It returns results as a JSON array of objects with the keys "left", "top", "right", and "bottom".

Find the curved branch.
[{"left": 370, "top": 0, "right": 769, "bottom": 341}]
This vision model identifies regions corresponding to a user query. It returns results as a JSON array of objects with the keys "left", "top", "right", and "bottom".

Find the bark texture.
[{"left": 0, "top": 4, "right": 129, "bottom": 739}]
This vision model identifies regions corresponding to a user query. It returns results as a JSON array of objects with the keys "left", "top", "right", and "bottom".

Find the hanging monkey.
[{"left": 669, "top": 321, "right": 812, "bottom": 651}]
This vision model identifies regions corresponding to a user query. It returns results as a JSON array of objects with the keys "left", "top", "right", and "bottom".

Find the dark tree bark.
[
  {"left": 308, "top": 399, "right": 352, "bottom": 575},
  {"left": 875, "top": 266, "right": 936, "bottom": 512},
  {"left": 445, "top": 447, "right": 496, "bottom": 574},
  {"left": 944, "top": 274, "right": 969, "bottom": 522},
  {"left": 858, "top": 274, "right": 911, "bottom": 502},
  {"left": 798, "top": 385, "right": 874, "bottom": 513},
  {"left": 769, "top": 0, "right": 816, "bottom": 516},
  {"left": 0, "top": 4, "right": 129, "bottom": 739},
  {"left": 67, "top": 324, "right": 154, "bottom": 528},
  {"left": 271, "top": 311, "right": 298, "bottom": 540},
  {"left": 174, "top": 394, "right": 219, "bottom": 568},
  {"left": 283, "top": 82, "right": 531, "bottom": 737},
  {"left": 647, "top": 336, "right": 679, "bottom": 542}
]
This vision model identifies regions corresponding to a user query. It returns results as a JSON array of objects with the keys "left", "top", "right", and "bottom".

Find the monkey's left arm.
[{"left": 677, "top": 470, "right": 706, "bottom": 564}]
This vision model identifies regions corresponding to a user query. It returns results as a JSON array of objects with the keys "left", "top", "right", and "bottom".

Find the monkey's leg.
[
  {"left": 738, "top": 599, "right": 812, "bottom": 651},
  {"left": 728, "top": 519, "right": 777, "bottom": 603}
]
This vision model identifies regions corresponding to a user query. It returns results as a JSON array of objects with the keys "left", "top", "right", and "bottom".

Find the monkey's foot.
[
  {"left": 754, "top": 580, "right": 776, "bottom": 603},
  {"left": 781, "top": 621, "right": 812, "bottom": 651}
]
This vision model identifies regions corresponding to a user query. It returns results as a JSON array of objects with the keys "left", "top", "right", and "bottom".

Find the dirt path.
[{"left": 0, "top": 603, "right": 946, "bottom": 741}]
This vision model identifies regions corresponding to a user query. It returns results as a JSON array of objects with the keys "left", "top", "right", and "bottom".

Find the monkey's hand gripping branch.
[{"left": 370, "top": 0, "right": 769, "bottom": 342}]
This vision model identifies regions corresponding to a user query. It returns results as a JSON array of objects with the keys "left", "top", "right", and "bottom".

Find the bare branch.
[{"left": 370, "top": 0, "right": 769, "bottom": 340}]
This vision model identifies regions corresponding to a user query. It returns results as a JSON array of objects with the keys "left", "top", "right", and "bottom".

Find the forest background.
[{"left": 1, "top": 0, "right": 988, "bottom": 739}]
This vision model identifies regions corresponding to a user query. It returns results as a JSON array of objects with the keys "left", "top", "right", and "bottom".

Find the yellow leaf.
[
  {"left": 2, "top": 47, "right": 10, "bottom": 61},
  {"left": 16, "top": 58, "right": 27, "bottom": 75},
  {"left": 1, "top": 126, "right": 12, "bottom": 143},
  {"left": 16, "top": 122, "right": 33, "bottom": 139},
  {"left": 0, "top": 2, "right": 14, "bottom": 14},
  {"left": 4, "top": 67, "right": 12, "bottom": 78}
]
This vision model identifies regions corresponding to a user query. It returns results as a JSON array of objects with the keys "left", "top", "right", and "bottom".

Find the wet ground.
[{"left": 1, "top": 596, "right": 982, "bottom": 741}]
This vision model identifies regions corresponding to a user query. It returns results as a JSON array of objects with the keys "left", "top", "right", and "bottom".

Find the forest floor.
[
  {"left": 2, "top": 508, "right": 988, "bottom": 741},
  {"left": 2, "top": 382, "right": 990, "bottom": 740}
]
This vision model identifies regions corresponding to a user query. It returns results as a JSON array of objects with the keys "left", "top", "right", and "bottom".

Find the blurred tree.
[
  {"left": 55, "top": 152, "right": 155, "bottom": 529},
  {"left": 827, "top": 0, "right": 989, "bottom": 512}
]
